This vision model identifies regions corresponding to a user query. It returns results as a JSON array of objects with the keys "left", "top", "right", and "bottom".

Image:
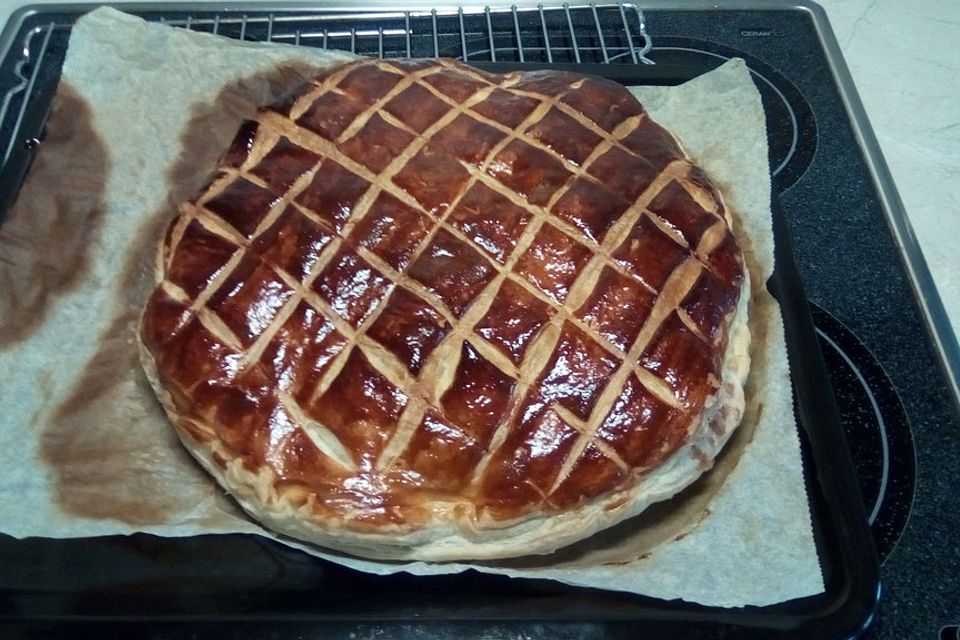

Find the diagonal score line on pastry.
[
  {"left": 229, "top": 75, "right": 681, "bottom": 399},
  {"left": 372, "top": 96, "right": 563, "bottom": 471},
  {"left": 459, "top": 159, "right": 691, "bottom": 488},
  {"left": 246, "top": 65, "right": 699, "bottom": 378},
  {"left": 139, "top": 57, "right": 749, "bottom": 561},
  {"left": 159, "top": 63, "right": 500, "bottom": 405},
  {"left": 436, "top": 58, "right": 649, "bottom": 165},
  {"left": 292, "top": 68, "right": 520, "bottom": 436},
  {"left": 368, "top": 90, "right": 693, "bottom": 477},
  {"left": 370, "top": 78, "right": 644, "bottom": 473},
  {"left": 548, "top": 257, "right": 703, "bottom": 494},
  {"left": 250, "top": 81, "right": 676, "bottom": 346}
]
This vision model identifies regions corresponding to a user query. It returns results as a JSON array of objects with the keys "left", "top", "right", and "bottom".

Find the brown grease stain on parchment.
[
  {"left": 0, "top": 85, "right": 107, "bottom": 347},
  {"left": 39, "top": 63, "right": 318, "bottom": 527},
  {"left": 486, "top": 207, "right": 771, "bottom": 570}
]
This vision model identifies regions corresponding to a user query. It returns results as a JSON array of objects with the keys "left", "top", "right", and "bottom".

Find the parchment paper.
[{"left": 0, "top": 7, "right": 823, "bottom": 607}]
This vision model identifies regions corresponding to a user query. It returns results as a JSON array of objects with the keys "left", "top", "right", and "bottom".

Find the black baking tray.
[{"left": 0, "top": 20, "right": 879, "bottom": 640}]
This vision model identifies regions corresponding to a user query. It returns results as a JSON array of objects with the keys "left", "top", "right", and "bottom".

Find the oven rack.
[{"left": 0, "top": 2, "right": 650, "bottom": 181}]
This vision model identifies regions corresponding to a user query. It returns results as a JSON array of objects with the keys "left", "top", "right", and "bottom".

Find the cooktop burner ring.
[
  {"left": 810, "top": 303, "right": 917, "bottom": 564},
  {"left": 648, "top": 38, "right": 817, "bottom": 191}
]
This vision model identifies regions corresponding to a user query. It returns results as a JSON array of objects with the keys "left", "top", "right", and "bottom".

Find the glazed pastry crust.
[{"left": 139, "top": 58, "right": 750, "bottom": 561}]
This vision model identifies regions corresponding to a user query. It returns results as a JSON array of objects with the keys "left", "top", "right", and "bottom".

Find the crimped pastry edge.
[{"left": 137, "top": 268, "right": 750, "bottom": 562}]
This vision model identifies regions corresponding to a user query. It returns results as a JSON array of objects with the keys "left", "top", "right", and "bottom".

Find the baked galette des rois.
[{"left": 139, "top": 57, "right": 751, "bottom": 561}]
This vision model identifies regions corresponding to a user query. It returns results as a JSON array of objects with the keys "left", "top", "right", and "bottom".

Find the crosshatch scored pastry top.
[{"left": 140, "top": 57, "right": 745, "bottom": 530}]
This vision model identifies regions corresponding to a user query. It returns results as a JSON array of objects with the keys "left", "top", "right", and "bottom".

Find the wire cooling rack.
[
  {"left": 0, "top": 2, "right": 651, "bottom": 183},
  {"left": 158, "top": 4, "right": 653, "bottom": 62}
]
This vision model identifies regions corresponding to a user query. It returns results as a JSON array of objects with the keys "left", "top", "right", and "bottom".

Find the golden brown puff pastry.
[{"left": 139, "top": 58, "right": 750, "bottom": 561}]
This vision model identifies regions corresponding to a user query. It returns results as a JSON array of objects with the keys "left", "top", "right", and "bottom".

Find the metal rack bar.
[
  {"left": 564, "top": 3, "right": 581, "bottom": 63},
  {"left": 458, "top": 7, "right": 468, "bottom": 60},
  {"left": 485, "top": 7, "right": 496, "bottom": 62},
  {"left": 539, "top": 4, "right": 554, "bottom": 62},
  {"left": 592, "top": 4, "right": 609, "bottom": 62},
  {"left": 512, "top": 6, "right": 525, "bottom": 63},
  {"left": 619, "top": 2, "right": 638, "bottom": 63}
]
